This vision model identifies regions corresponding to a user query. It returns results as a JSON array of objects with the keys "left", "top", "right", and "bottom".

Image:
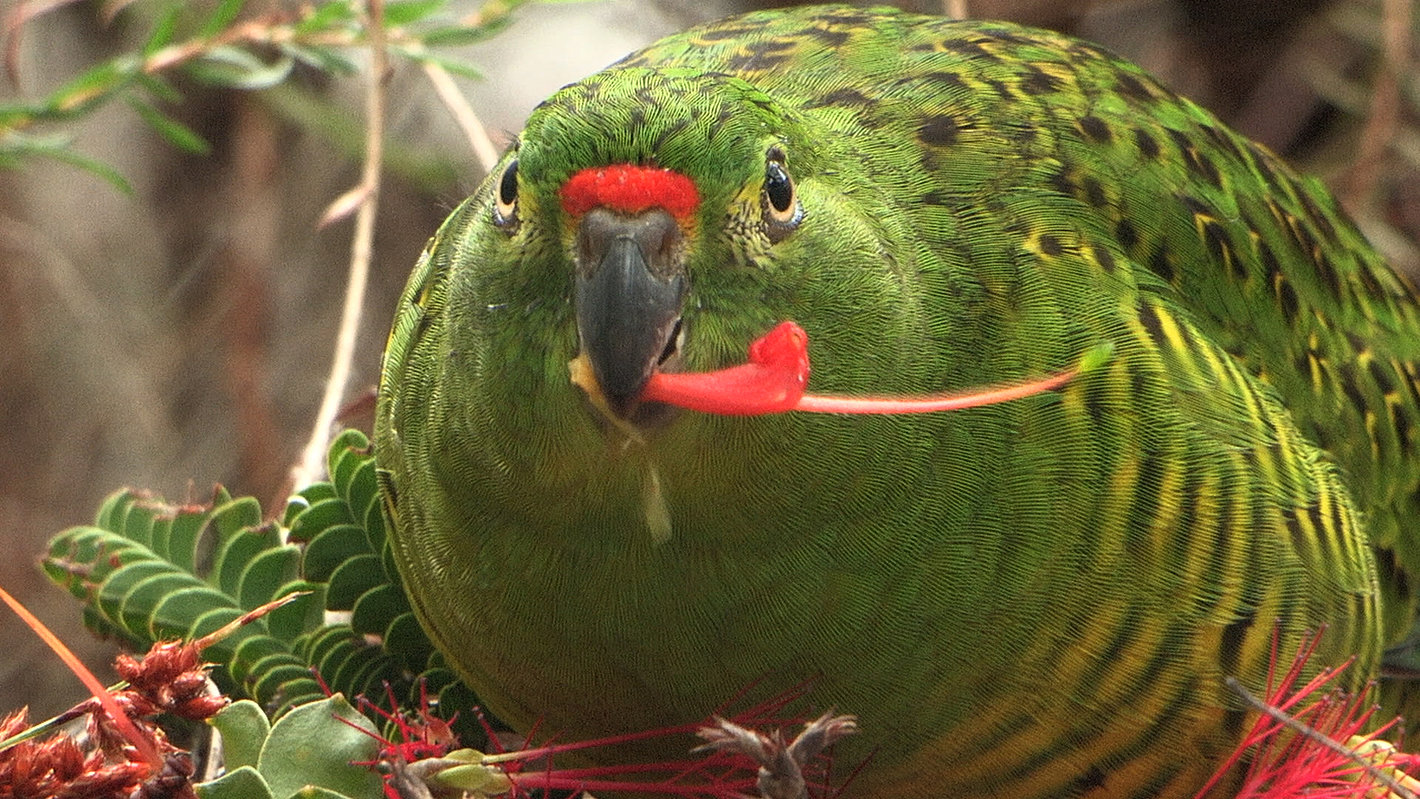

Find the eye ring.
[
  {"left": 761, "top": 154, "right": 802, "bottom": 240},
  {"left": 493, "top": 158, "right": 519, "bottom": 228}
]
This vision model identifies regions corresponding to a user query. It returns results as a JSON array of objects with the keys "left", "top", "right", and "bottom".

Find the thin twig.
[
  {"left": 290, "top": 0, "right": 388, "bottom": 491},
  {"left": 942, "top": 0, "right": 969, "bottom": 20},
  {"left": 422, "top": 60, "right": 501, "bottom": 173},
  {"left": 1225, "top": 676, "right": 1420, "bottom": 799}
]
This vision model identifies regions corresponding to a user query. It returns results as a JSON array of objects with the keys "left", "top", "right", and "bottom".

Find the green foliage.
[
  {"left": 41, "top": 430, "right": 479, "bottom": 741},
  {"left": 0, "top": 0, "right": 532, "bottom": 188},
  {"left": 196, "top": 696, "right": 383, "bottom": 799}
]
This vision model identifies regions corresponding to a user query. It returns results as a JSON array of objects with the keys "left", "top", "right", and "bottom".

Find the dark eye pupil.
[
  {"left": 498, "top": 159, "right": 518, "bottom": 206},
  {"left": 765, "top": 162, "right": 793, "bottom": 213}
]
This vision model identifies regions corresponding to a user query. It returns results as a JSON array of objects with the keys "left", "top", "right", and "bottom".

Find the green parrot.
[{"left": 374, "top": 6, "right": 1420, "bottom": 797}]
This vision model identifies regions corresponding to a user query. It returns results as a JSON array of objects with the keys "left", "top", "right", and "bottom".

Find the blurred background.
[{"left": 1, "top": 0, "right": 1416, "bottom": 718}]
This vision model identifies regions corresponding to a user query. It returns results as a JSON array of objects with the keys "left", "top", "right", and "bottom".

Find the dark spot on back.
[
  {"left": 725, "top": 52, "right": 791, "bottom": 72},
  {"left": 940, "top": 38, "right": 993, "bottom": 60},
  {"left": 1079, "top": 114, "right": 1112, "bottom": 143},
  {"left": 1275, "top": 275, "right": 1300, "bottom": 323},
  {"left": 1138, "top": 302, "right": 1166, "bottom": 343},
  {"left": 1135, "top": 128, "right": 1160, "bottom": 160},
  {"left": 1083, "top": 176, "right": 1107, "bottom": 209},
  {"left": 1201, "top": 221, "right": 1241, "bottom": 280},
  {"left": 1368, "top": 357, "right": 1398, "bottom": 396},
  {"left": 1069, "top": 766, "right": 1108, "bottom": 793},
  {"left": 1020, "top": 65, "right": 1062, "bottom": 95},
  {"left": 1116, "top": 218, "right": 1139, "bottom": 250},
  {"left": 1115, "top": 72, "right": 1154, "bottom": 102},
  {"left": 1038, "top": 234, "right": 1063, "bottom": 256},
  {"left": 1218, "top": 609, "right": 1256, "bottom": 676},
  {"left": 1376, "top": 546, "right": 1412, "bottom": 602},
  {"left": 915, "top": 70, "right": 966, "bottom": 90},
  {"left": 1248, "top": 143, "right": 1285, "bottom": 196},
  {"left": 744, "top": 38, "right": 795, "bottom": 54},
  {"left": 918, "top": 114, "right": 959, "bottom": 147},
  {"left": 1149, "top": 248, "right": 1176, "bottom": 283},
  {"left": 1297, "top": 190, "right": 1338, "bottom": 243},
  {"left": 805, "top": 26, "right": 851, "bottom": 47},
  {"left": 984, "top": 78, "right": 1015, "bottom": 100},
  {"left": 1339, "top": 363, "right": 1368, "bottom": 414},
  {"left": 804, "top": 87, "right": 873, "bottom": 109},
  {"left": 698, "top": 27, "right": 755, "bottom": 41},
  {"left": 1093, "top": 244, "right": 1118, "bottom": 274},
  {"left": 1048, "top": 166, "right": 1077, "bottom": 197}
]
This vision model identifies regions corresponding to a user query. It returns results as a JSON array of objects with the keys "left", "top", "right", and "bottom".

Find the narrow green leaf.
[
  {"left": 294, "top": 1, "right": 358, "bottom": 36},
  {"left": 189, "top": 47, "right": 295, "bottom": 90},
  {"left": 129, "top": 99, "right": 212, "bottom": 154},
  {"left": 384, "top": 0, "right": 447, "bottom": 26},
  {"left": 143, "top": 4, "right": 183, "bottom": 55},
  {"left": 48, "top": 56, "right": 141, "bottom": 117},
  {"left": 277, "top": 43, "right": 357, "bottom": 75},
  {"left": 401, "top": 48, "right": 483, "bottom": 80},
  {"left": 198, "top": 0, "right": 246, "bottom": 38},
  {"left": 417, "top": 24, "right": 500, "bottom": 47},
  {"left": 136, "top": 71, "right": 184, "bottom": 104},
  {"left": 42, "top": 148, "right": 133, "bottom": 193}
]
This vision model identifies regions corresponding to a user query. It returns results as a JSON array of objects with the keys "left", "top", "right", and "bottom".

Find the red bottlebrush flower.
[
  {"left": 366, "top": 680, "right": 860, "bottom": 799},
  {"left": 1196, "top": 630, "right": 1420, "bottom": 799}
]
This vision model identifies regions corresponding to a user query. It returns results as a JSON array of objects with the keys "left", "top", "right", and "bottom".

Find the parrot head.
[{"left": 472, "top": 67, "right": 821, "bottom": 431}]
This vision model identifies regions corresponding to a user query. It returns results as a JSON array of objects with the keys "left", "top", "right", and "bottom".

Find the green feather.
[{"left": 375, "top": 7, "right": 1420, "bottom": 797}]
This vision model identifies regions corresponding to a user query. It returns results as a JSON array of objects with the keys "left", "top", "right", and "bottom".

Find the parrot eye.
[
  {"left": 761, "top": 156, "right": 802, "bottom": 240},
  {"left": 493, "top": 158, "right": 519, "bottom": 228}
]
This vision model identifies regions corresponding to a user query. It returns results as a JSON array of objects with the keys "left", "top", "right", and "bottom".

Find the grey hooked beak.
[{"left": 574, "top": 207, "right": 687, "bottom": 418}]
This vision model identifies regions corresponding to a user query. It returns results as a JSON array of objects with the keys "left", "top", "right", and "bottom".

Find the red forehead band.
[{"left": 560, "top": 164, "right": 699, "bottom": 218}]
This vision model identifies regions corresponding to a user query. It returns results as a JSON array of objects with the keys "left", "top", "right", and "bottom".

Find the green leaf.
[
  {"left": 136, "top": 73, "right": 184, "bottom": 105},
  {"left": 144, "top": 4, "right": 184, "bottom": 55},
  {"left": 400, "top": 49, "right": 483, "bottom": 80},
  {"left": 128, "top": 98, "right": 212, "bottom": 155},
  {"left": 48, "top": 56, "right": 141, "bottom": 117},
  {"left": 417, "top": 24, "right": 501, "bottom": 47},
  {"left": 294, "top": 2, "right": 358, "bottom": 36},
  {"left": 210, "top": 700, "right": 271, "bottom": 771},
  {"left": 326, "top": 554, "right": 385, "bottom": 611},
  {"left": 189, "top": 47, "right": 295, "bottom": 90},
  {"left": 384, "top": 0, "right": 447, "bottom": 26},
  {"left": 199, "top": 0, "right": 247, "bottom": 38},
  {"left": 350, "top": 583, "right": 410, "bottom": 639},
  {"left": 236, "top": 545, "right": 302, "bottom": 610},
  {"left": 289, "top": 788, "right": 362, "bottom": 799},
  {"left": 278, "top": 43, "right": 358, "bottom": 76},
  {"left": 288, "top": 498, "right": 356, "bottom": 544},
  {"left": 196, "top": 765, "right": 274, "bottom": 799},
  {"left": 39, "top": 148, "right": 133, "bottom": 192},
  {"left": 257, "top": 695, "right": 383, "bottom": 799}
]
